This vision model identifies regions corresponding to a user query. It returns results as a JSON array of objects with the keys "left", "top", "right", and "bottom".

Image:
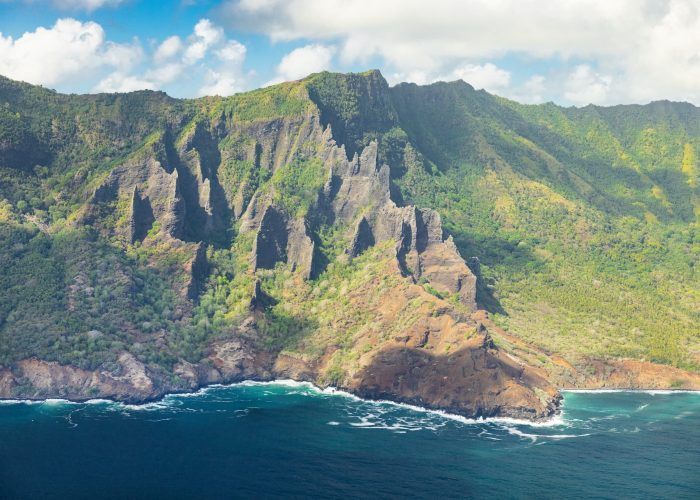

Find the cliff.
[{"left": 1, "top": 70, "right": 699, "bottom": 418}]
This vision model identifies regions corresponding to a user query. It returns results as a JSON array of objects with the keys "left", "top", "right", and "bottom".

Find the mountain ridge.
[{"left": 1, "top": 70, "right": 699, "bottom": 419}]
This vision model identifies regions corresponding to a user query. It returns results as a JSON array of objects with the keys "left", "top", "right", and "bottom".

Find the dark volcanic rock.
[
  {"left": 286, "top": 218, "right": 317, "bottom": 279},
  {"left": 253, "top": 205, "right": 288, "bottom": 270},
  {"left": 186, "top": 242, "right": 209, "bottom": 300},
  {"left": 129, "top": 186, "right": 156, "bottom": 243},
  {"left": 83, "top": 138, "right": 185, "bottom": 241},
  {"left": 350, "top": 216, "right": 375, "bottom": 257},
  {"left": 328, "top": 141, "right": 392, "bottom": 223},
  {"left": 251, "top": 205, "right": 317, "bottom": 279},
  {"left": 351, "top": 342, "right": 559, "bottom": 420}
]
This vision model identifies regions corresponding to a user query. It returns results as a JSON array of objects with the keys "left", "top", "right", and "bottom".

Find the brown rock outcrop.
[
  {"left": 352, "top": 342, "right": 558, "bottom": 420},
  {"left": 322, "top": 138, "right": 477, "bottom": 307},
  {"left": 251, "top": 206, "right": 317, "bottom": 279},
  {"left": 0, "top": 353, "right": 156, "bottom": 403}
]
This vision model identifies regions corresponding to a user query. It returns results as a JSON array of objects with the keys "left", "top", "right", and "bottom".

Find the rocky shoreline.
[
  {"left": 0, "top": 351, "right": 561, "bottom": 421},
  {"left": 3, "top": 373, "right": 700, "bottom": 422},
  {"left": 0, "top": 373, "right": 563, "bottom": 422},
  {"left": 2, "top": 344, "right": 699, "bottom": 421}
]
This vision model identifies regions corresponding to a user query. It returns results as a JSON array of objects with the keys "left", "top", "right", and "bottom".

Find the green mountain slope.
[
  {"left": 387, "top": 81, "right": 700, "bottom": 369},
  {"left": 0, "top": 70, "right": 698, "bottom": 413}
]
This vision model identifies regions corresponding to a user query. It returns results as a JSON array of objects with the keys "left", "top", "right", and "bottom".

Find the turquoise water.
[{"left": 0, "top": 383, "right": 698, "bottom": 499}]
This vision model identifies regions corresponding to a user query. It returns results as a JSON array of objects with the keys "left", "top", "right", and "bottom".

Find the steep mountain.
[{"left": 0, "top": 70, "right": 698, "bottom": 419}]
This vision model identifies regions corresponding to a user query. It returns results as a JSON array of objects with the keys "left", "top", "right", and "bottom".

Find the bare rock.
[
  {"left": 349, "top": 216, "right": 375, "bottom": 257},
  {"left": 418, "top": 237, "right": 477, "bottom": 308},
  {"left": 251, "top": 205, "right": 317, "bottom": 279},
  {"left": 253, "top": 205, "right": 288, "bottom": 270},
  {"left": 185, "top": 242, "right": 209, "bottom": 300},
  {"left": 0, "top": 352, "right": 158, "bottom": 402},
  {"left": 129, "top": 186, "right": 155, "bottom": 243},
  {"left": 286, "top": 219, "right": 317, "bottom": 279}
]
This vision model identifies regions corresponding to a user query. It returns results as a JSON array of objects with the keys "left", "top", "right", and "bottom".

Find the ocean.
[{"left": 0, "top": 382, "right": 698, "bottom": 499}]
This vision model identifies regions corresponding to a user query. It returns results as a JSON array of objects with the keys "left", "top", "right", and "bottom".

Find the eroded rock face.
[
  {"left": 129, "top": 186, "right": 155, "bottom": 243},
  {"left": 251, "top": 206, "right": 317, "bottom": 279},
  {"left": 321, "top": 137, "right": 478, "bottom": 307},
  {"left": 237, "top": 132, "right": 477, "bottom": 308},
  {"left": 350, "top": 217, "right": 374, "bottom": 257},
  {"left": 352, "top": 342, "right": 559, "bottom": 420},
  {"left": 80, "top": 94, "right": 476, "bottom": 310},
  {"left": 276, "top": 254, "right": 561, "bottom": 421},
  {"left": 253, "top": 206, "right": 288, "bottom": 269},
  {"left": 185, "top": 242, "right": 209, "bottom": 300},
  {"left": 327, "top": 141, "right": 392, "bottom": 223},
  {"left": 286, "top": 219, "right": 316, "bottom": 279},
  {"left": 419, "top": 237, "right": 477, "bottom": 307},
  {"left": 0, "top": 353, "right": 156, "bottom": 403},
  {"left": 83, "top": 151, "right": 184, "bottom": 240},
  {"left": 565, "top": 359, "right": 700, "bottom": 390}
]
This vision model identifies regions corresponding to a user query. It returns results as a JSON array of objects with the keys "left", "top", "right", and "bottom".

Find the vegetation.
[
  {"left": 0, "top": 70, "right": 698, "bottom": 380},
  {"left": 388, "top": 82, "right": 700, "bottom": 369},
  {"left": 269, "top": 156, "right": 325, "bottom": 217}
]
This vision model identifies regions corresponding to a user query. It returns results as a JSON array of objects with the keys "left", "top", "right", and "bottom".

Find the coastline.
[
  {"left": 2, "top": 379, "right": 699, "bottom": 426},
  {"left": 0, "top": 379, "right": 565, "bottom": 426}
]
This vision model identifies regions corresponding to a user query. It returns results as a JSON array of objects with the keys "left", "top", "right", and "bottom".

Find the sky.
[{"left": 1, "top": 0, "right": 699, "bottom": 106}]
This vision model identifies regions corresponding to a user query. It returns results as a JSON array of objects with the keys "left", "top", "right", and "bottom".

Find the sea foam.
[
  {"left": 0, "top": 378, "right": 567, "bottom": 427},
  {"left": 227, "top": 380, "right": 567, "bottom": 428}
]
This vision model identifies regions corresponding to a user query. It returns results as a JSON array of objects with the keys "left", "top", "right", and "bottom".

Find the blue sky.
[{"left": 1, "top": 0, "right": 699, "bottom": 106}]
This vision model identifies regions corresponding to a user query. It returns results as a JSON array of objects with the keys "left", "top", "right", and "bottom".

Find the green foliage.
[
  {"left": 146, "top": 221, "right": 162, "bottom": 239},
  {"left": 269, "top": 157, "right": 325, "bottom": 217},
  {"left": 320, "top": 353, "right": 345, "bottom": 386},
  {"left": 307, "top": 70, "right": 397, "bottom": 158},
  {"left": 209, "top": 80, "right": 313, "bottom": 122},
  {"left": 389, "top": 81, "right": 700, "bottom": 370},
  {"left": 0, "top": 223, "right": 182, "bottom": 370},
  {"left": 423, "top": 284, "right": 446, "bottom": 300}
]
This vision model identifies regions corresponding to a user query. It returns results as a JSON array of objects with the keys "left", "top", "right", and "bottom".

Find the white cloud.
[
  {"left": 386, "top": 70, "right": 432, "bottom": 86},
  {"left": 184, "top": 19, "right": 224, "bottom": 64},
  {"left": 619, "top": 0, "right": 700, "bottom": 103},
  {"left": 90, "top": 18, "right": 247, "bottom": 95},
  {"left": 0, "top": 16, "right": 248, "bottom": 96},
  {"left": 216, "top": 40, "right": 246, "bottom": 63},
  {"left": 219, "top": 0, "right": 700, "bottom": 105},
  {"left": 102, "top": 40, "right": 144, "bottom": 70},
  {"left": 267, "top": 44, "right": 334, "bottom": 85},
  {"left": 220, "top": 0, "right": 639, "bottom": 66},
  {"left": 199, "top": 69, "right": 243, "bottom": 96},
  {"left": 447, "top": 63, "right": 511, "bottom": 93},
  {"left": 183, "top": 42, "right": 206, "bottom": 64},
  {"left": 387, "top": 63, "right": 511, "bottom": 92},
  {"left": 194, "top": 18, "right": 224, "bottom": 46},
  {"left": 154, "top": 36, "right": 183, "bottom": 64},
  {"left": 522, "top": 75, "right": 547, "bottom": 104},
  {"left": 197, "top": 39, "right": 247, "bottom": 96},
  {"left": 93, "top": 72, "right": 156, "bottom": 93},
  {"left": 147, "top": 19, "right": 242, "bottom": 89},
  {"left": 145, "top": 62, "right": 184, "bottom": 86},
  {"left": 0, "top": 18, "right": 141, "bottom": 87},
  {"left": 564, "top": 65, "right": 612, "bottom": 105}
]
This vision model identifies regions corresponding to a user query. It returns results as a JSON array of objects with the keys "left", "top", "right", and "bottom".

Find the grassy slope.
[{"left": 389, "top": 81, "right": 700, "bottom": 370}]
